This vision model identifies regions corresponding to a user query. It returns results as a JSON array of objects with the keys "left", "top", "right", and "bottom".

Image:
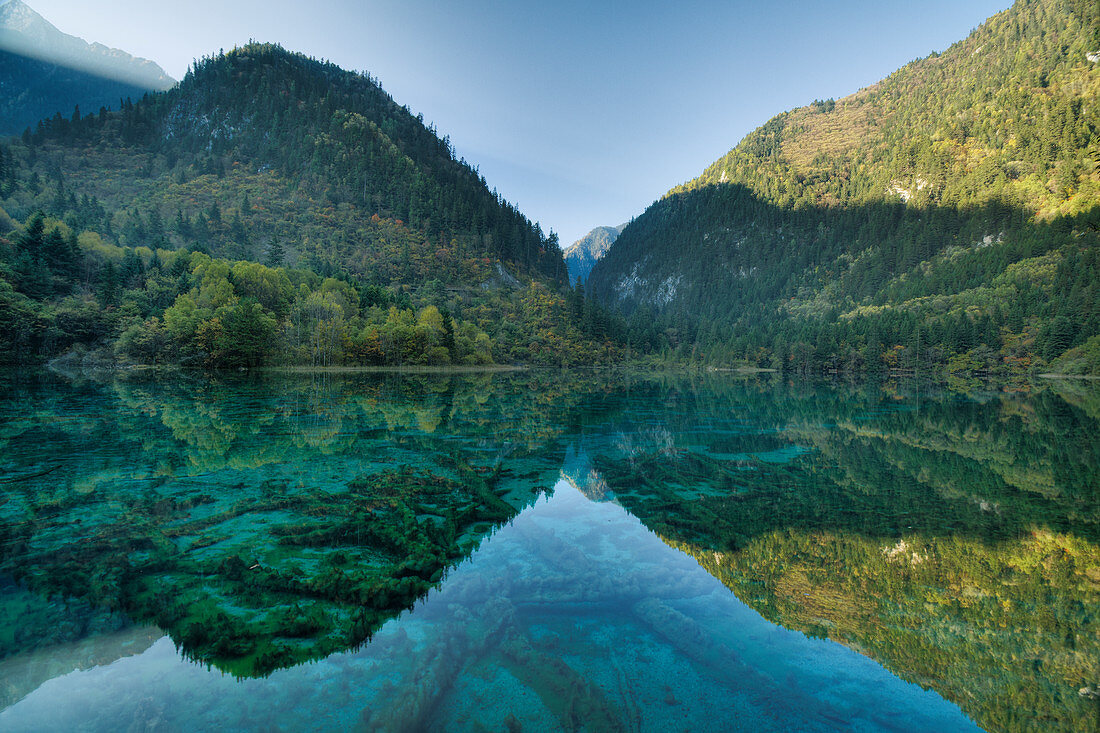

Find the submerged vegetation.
[
  {"left": 578, "top": 379, "right": 1100, "bottom": 732},
  {"left": 0, "top": 370, "right": 591, "bottom": 676},
  {"left": 0, "top": 368, "right": 1096, "bottom": 730}
]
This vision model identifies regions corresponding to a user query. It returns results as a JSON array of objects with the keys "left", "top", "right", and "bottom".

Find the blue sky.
[{"left": 31, "top": 0, "right": 1010, "bottom": 247}]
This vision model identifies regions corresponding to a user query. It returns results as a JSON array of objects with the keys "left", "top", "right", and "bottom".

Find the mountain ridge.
[
  {"left": 588, "top": 0, "right": 1100, "bottom": 375},
  {"left": 0, "top": 42, "right": 630, "bottom": 367},
  {"left": 16, "top": 42, "right": 566, "bottom": 284},
  {"left": 0, "top": 0, "right": 174, "bottom": 89},
  {"left": 0, "top": 0, "right": 175, "bottom": 136}
]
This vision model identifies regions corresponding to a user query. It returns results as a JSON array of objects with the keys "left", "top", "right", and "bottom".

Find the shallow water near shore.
[{"left": 0, "top": 369, "right": 1096, "bottom": 731}]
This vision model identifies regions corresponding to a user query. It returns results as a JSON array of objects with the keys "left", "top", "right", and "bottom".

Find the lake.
[{"left": 0, "top": 369, "right": 1096, "bottom": 731}]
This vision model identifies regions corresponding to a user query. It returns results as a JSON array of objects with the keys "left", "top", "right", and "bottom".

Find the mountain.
[
  {"left": 0, "top": 0, "right": 175, "bottom": 136},
  {"left": 0, "top": 43, "right": 627, "bottom": 367},
  {"left": 0, "top": 0, "right": 174, "bottom": 89},
  {"left": 588, "top": 0, "right": 1100, "bottom": 375},
  {"left": 11, "top": 42, "right": 566, "bottom": 283},
  {"left": 578, "top": 379, "right": 1100, "bottom": 732},
  {"left": 563, "top": 224, "right": 623, "bottom": 285},
  {"left": 0, "top": 49, "right": 158, "bottom": 136}
]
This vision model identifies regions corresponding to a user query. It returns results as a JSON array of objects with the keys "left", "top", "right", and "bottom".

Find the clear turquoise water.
[{"left": 0, "top": 370, "right": 1097, "bottom": 731}]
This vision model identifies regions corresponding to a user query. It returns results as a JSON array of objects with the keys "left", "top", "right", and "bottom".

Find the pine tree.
[
  {"left": 266, "top": 239, "right": 285, "bottom": 268},
  {"left": 16, "top": 212, "right": 46, "bottom": 257},
  {"left": 97, "top": 262, "right": 119, "bottom": 306}
]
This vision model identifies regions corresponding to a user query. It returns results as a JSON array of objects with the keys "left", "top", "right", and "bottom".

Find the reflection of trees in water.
[
  {"left": 1, "top": 368, "right": 1097, "bottom": 725},
  {"left": 586, "top": 381, "right": 1100, "bottom": 733},
  {"left": 0, "top": 370, "right": 582, "bottom": 677},
  {"left": 0, "top": 578, "right": 161, "bottom": 709}
]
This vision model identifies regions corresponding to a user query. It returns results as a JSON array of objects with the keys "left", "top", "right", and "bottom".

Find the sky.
[{"left": 28, "top": 0, "right": 1011, "bottom": 247}]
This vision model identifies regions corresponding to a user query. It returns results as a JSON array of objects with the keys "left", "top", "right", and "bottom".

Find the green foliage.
[
  {"left": 1048, "top": 333, "right": 1100, "bottom": 374},
  {"left": 589, "top": 0, "right": 1100, "bottom": 374},
  {"left": 0, "top": 45, "right": 635, "bottom": 366},
  {"left": 681, "top": 0, "right": 1100, "bottom": 217},
  {"left": 0, "top": 225, "right": 626, "bottom": 366},
  {"left": 0, "top": 49, "right": 155, "bottom": 137}
]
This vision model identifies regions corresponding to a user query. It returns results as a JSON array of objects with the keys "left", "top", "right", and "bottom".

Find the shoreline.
[
  {"left": 705, "top": 366, "right": 779, "bottom": 374},
  {"left": 260, "top": 364, "right": 529, "bottom": 374}
]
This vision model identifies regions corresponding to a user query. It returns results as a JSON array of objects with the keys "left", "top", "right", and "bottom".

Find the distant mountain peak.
[
  {"left": 1, "top": 1, "right": 66, "bottom": 41},
  {"left": 563, "top": 225, "right": 624, "bottom": 285},
  {"left": 0, "top": 0, "right": 174, "bottom": 89}
]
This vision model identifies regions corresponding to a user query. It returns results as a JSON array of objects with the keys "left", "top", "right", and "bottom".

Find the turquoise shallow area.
[
  {"left": 0, "top": 370, "right": 1097, "bottom": 731},
  {"left": 0, "top": 480, "right": 979, "bottom": 733}
]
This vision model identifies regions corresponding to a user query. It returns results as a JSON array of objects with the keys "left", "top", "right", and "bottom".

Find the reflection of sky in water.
[
  {"left": 3, "top": 372, "right": 1095, "bottom": 731},
  {"left": 0, "top": 479, "right": 980, "bottom": 732}
]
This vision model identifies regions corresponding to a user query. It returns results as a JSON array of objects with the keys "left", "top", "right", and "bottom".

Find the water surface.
[{"left": 0, "top": 370, "right": 1096, "bottom": 731}]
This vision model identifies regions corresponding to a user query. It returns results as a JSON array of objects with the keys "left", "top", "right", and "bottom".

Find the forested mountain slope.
[
  {"left": 7, "top": 42, "right": 565, "bottom": 283},
  {"left": 589, "top": 0, "right": 1100, "bottom": 375},
  {"left": 0, "top": 49, "right": 162, "bottom": 137},
  {"left": 0, "top": 44, "right": 625, "bottom": 367}
]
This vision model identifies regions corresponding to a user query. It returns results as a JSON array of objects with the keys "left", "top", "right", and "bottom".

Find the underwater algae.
[
  {"left": 0, "top": 369, "right": 1096, "bottom": 731},
  {"left": 0, "top": 370, "right": 575, "bottom": 677},
  {"left": 5, "top": 463, "right": 540, "bottom": 677}
]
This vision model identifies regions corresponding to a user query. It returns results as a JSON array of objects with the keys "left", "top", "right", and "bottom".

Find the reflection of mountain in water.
[
  {"left": 0, "top": 370, "right": 1097, "bottom": 731},
  {"left": 0, "top": 579, "right": 161, "bottom": 709},
  {"left": 0, "top": 371, "right": 580, "bottom": 677},
  {"left": 581, "top": 382, "right": 1100, "bottom": 733},
  {"left": 559, "top": 444, "right": 614, "bottom": 502},
  {"left": 0, "top": 480, "right": 980, "bottom": 732}
]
